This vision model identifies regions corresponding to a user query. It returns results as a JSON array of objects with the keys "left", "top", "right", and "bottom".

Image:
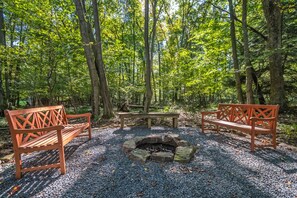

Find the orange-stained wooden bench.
[
  {"left": 201, "top": 104, "right": 279, "bottom": 151},
  {"left": 4, "top": 105, "right": 92, "bottom": 179}
]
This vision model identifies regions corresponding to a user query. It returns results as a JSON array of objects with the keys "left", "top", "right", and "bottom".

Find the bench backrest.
[
  {"left": 217, "top": 104, "right": 279, "bottom": 126},
  {"left": 5, "top": 105, "right": 67, "bottom": 145}
]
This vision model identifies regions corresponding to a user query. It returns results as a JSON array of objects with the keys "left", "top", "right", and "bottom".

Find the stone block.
[
  {"left": 174, "top": 146, "right": 197, "bottom": 163},
  {"left": 151, "top": 152, "right": 174, "bottom": 162},
  {"left": 129, "top": 149, "right": 151, "bottom": 163}
]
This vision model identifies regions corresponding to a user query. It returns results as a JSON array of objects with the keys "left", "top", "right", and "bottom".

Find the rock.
[
  {"left": 124, "top": 134, "right": 197, "bottom": 164},
  {"left": 176, "top": 140, "right": 190, "bottom": 147},
  {"left": 0, "top": 153, "right": 14, "bottom": 163},
  {"left": 174, "top": 146, "right": 197, "bottom": 163},
  {"left": 129, "top": 149, "right": 150, "bottom": 163},
  {"left": 151, "top": 152, "right": 174, "bottom": 162},
  {"left": 162, "top": 135, "right": 179, "bottom": 147},
  {"left": 123, "top": 140, "right": 136, "bottom": 153},
  {"left": 143, "top": 135, "right": 163, "bottom": 144}
]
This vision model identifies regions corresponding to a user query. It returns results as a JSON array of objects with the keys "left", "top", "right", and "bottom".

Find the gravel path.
[{"left": 1, "top": 127, "right": 297, "bottom": 198}]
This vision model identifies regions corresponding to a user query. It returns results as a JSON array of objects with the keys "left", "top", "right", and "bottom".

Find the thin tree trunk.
[
  {"left": 132, "top": 7, "right": 136, "bottom": 103},
  {"left": 251, "top": 67, "right": 265, "bottom": 104},
  {"left": 144, "top": 0, "right": 153, "bottom": 113},
  {"left": 0, "top": 2, "right": 5, "bottom": 108},
  {"left": 74, "top": 0, "right": 100, "bottom": 117},
  {"left": 262, "top": 0, "right": 286, "bottom": 109},
  {"left": 242, "top": 0, "right": 254, "bottom": 104},
  {"left": 92, "top": 0, "right": 114, "bottom": 118},
  {"left": 158, "top": 41, "right": 162, "bottom": 104},
  {"left": 228, "top": 0, "right": 244, "bottom": 104}
]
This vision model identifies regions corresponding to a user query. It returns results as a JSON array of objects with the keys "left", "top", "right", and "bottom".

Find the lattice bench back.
[
  {"left": 5, "top": 105, "right": 68, "bottom": 145},
  {"left": 217, "top": 104, "right": 279, "bottom": 127}
]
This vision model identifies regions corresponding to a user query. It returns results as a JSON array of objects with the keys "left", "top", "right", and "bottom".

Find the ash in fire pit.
[
  {"left": 123, "top": 134, "right": 197, "bottom": 163},
  {"left": 137, "top": 143, "right": 176, "bottom": 154}
]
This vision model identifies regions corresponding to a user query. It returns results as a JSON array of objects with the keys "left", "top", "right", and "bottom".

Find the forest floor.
[
  {"left": 1, "top": 126, "right": 297, "bottom": 197},
  {"left": 1, "top": 108, "right": 297, "bottom": 164}
]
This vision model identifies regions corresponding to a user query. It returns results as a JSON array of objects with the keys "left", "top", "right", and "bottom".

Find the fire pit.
[{"left": 123, "top": 134, "right": 197, "bottom": 163}]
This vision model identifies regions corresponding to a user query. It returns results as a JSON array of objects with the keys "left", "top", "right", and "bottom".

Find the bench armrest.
[
  {"left": 66, "top": 113, "right": 91, "bottom": 119},
  {"left": 250, "top": 117, "right": 277, "bottom": 130},
  {"left": 13, "top": 125, "right": 65, "bottom": 134}
]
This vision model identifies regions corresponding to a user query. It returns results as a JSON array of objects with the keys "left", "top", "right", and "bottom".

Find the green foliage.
[
  {"left": 0, "top": 117, "right": 8, "bottom": 127},
  {"left": 0, "top": 0, "right": 296, "bottom": 112},
  {"left": 279, "top": 123, "right": 297, "bottom": 142}
]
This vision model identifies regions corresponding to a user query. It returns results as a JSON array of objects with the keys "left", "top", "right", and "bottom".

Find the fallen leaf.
[
  {"left": 179, "top": 166, "right": 191, "bottom": 173},
  {"left": 151, "top": 181, "right": 157, "bottom": 187},
  {"left": 98, "top": 156, "right": 107, "bottom": 162},
  {"left": 84, "top": 150, "right": 92, "bottom": 155},
  {"left": 191, "top": 167, "right": 206, "bottom": 173},
  {"left": 9, "top": 185, "right": 21, "bottom": 195},
  {"left": 169, "top": 167, "right": 179, "bottom": 173},
  {"left": 136, "top": 191, "right": 144, "bottom": 197}
]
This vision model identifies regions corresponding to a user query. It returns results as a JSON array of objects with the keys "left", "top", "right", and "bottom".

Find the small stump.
[{"left": 123, "top": 134, "right": 197, "bottom": 163}]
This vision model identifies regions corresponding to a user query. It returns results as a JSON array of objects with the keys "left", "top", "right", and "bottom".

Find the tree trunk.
[
  {"left": 252, "top": 67, "right": 266, "bottom": 104},
  {"left": 0, "top": 2, "right": 5, "bottom": 109},
  {"left": 228, "top": 0, "right": 244, "bottom": 103},
  {"left": 262, "top": 0, "right": 286, "bottom": 109},
  {"left": 158, "top": 41, "right": 162, "bottom": 104},
  {"left": 74, "top": 0, "right": 100, "bottom": 117},
  {"left": 92, "top": 0, "right": 114, "bottom": 118},
  {"left": 144, "top": 0, "right": 153, "bottom": 113},
  {"left": 242, "top": 0, "right": 254, "bottom": 104}
]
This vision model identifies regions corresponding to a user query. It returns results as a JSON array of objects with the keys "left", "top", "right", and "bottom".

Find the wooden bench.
[
  {"left": 4, "top": 105, "right": 92, "bottom": 179},
  {"left": 117, "top": 112, "right": 179, "bottom": 129},
  {"left": 201, "top": 104, "right": 279, "bottom": 151}
]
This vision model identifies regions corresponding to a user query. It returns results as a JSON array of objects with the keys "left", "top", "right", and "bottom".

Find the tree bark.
[
  {"left": 92, "top": 0, "right": 114, "bottom": 118},
  {"left": 228, "top": 0, "right": 244, "bottom": 103},
  {"left": 144, "top": 0, "right": 153, "bottom": 113},
  {"left": 0, "top": 2, "right": 5, "bottom": 108},
  {"left": 242, "top": 0, "right": 254, "bottom": 104},
  {"left": 74, "top": 0, "right": 100, "bottom": 117},
  {"left": 262, "top": 0, "right": 286, "bottom": 109},
  {"left": 252, "top": 67, "right": 265, "bottom": 104}
]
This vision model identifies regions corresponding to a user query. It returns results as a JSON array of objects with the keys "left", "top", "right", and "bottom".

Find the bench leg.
[
  {"left": 15, "top": 152, "right": 22, "bottom": 179},
  {"left": 251, "top": 132, "right": 255, "bottom": 152},
  {"left": 272, "top": 132, "right": 277, "bottom": 149},
  {"left": 59, "top": 146, "right": 66, "bottom": 174},
  {"left": 120, "top": 118, "right": 124, "bottom": 129},
  {"left": 201, "top": 119, "right": 204, "bottom": 133},
  {"left": 173, "top": 118, "right": 178, "bottom": 128},
  {"left": 216, "top": 125, "right": 220, "bottom": 133},
  {"left": 147, "top": 118, "right": 151, "bottom": 129},
  {"left": 88, "top": 126, "right": 92, "bottom": 140}
]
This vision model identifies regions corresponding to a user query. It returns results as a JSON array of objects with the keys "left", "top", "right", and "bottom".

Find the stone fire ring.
[{"left": 123, "top": 134, "right": 198, "bottom": 163}]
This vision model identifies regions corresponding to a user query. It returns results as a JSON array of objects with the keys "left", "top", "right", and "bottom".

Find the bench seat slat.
[
  {"left": 5, "top": 105, "right": 92, "bottom": 179},
  {"left": 204, "top": 119, "right": 271, "bottom": 134},
  {"left": 201, "top": 103, "right": 279, "bottom": 152},
  {"left": 19, "top": 123, "right": 88, "bottom": 149}
]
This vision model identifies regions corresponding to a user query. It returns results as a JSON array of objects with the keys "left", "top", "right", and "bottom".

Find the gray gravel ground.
[{"left": 1, "top": 127, "right": 297, "bottom": 198}]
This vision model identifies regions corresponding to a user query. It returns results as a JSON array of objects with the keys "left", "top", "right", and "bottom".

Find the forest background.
[{"left": 0, "top": 0, "right": 296, "bottom": 120}]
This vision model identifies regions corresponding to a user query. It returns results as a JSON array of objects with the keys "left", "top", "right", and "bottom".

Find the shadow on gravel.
[
  {"left": 0, "top": 141, "right": 84, "bottom": 197},
  {"left": 252, "top": 149, "right": 297, "bottom": 174},
  {"left": 205, "top": 132, "right": 297, "bottom": 174},
  {"left": 60, "top": 128, "right": 274, "bottom": 197}
]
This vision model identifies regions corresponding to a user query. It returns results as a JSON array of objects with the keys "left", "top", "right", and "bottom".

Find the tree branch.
[{"left": 210, "top": 2, "right": 268, "bottom": 41}]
